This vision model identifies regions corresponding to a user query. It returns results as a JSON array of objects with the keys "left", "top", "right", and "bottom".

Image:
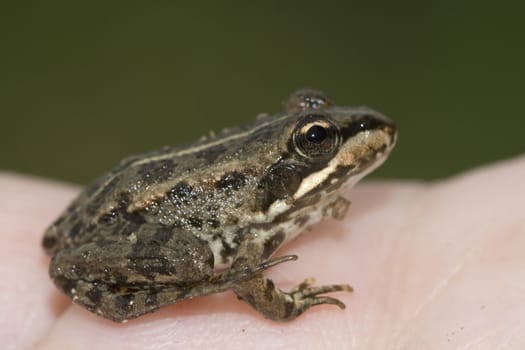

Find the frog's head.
[{"left": 259, "top": 89, "right": 397, "bottom": 218}]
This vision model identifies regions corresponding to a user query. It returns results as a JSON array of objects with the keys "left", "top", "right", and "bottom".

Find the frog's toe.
[
  {"left": 292, "top": 279, "right": 353, "bottom": 294},
  {"left": 289, "top": 282, "right": 353, "bottom": 311}
]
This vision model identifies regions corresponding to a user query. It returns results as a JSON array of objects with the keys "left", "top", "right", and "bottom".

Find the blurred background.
[{"left": 1, "top": 1, "right": 523, "bottom": 184}]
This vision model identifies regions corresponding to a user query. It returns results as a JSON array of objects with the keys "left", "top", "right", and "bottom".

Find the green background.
[{"left": 2, "top": 1, "right": 524, "bottom": 184}]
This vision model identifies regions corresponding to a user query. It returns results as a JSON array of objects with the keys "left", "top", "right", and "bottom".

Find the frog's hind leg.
[
  {"left": 49, "top": 225, "right": 218, "bottom": 322},
  {"left": 227, "top": 239, "right": 353, "bottom": 321},
  {"left": 66, "top": 279, "right": 189, "bottom": 322},
  {"left": 65, "top": 255, "right": 301, "bottom": 322},
  {"left": 232, "top": 272, "right": 353, "bottom": 321}
]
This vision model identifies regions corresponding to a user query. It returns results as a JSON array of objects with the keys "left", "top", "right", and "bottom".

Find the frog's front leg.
[
  {"left": 49, "top": 224, "right": 218, "bottom": 322},
  {"left": 229, "top": 234, "right": 353, "bottom": 321}
]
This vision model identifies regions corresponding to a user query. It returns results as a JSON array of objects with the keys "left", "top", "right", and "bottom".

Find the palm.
[{"left": 2, "top": 156, "right": 524, "bottom": 350}]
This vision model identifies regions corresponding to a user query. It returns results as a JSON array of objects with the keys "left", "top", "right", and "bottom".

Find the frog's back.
[{"left": 42, "top": 113, "right": 291, "bottom": 256}]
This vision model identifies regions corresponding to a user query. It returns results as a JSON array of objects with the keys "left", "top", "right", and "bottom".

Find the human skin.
[{"left": 1, "top": 156, "right": 524, "bottom": 350}]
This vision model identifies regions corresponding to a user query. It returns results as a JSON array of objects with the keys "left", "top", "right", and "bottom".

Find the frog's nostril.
[
  {"left": 385, "top": 125, "right": 397, "bottom": 138},
  {"left": 385, "top": 126, "right": 398, "bottom": 148}
]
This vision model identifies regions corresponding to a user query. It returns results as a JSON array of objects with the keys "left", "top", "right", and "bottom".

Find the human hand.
[{"left": 2, "top": 156, "right": 524, "bottom": 349}]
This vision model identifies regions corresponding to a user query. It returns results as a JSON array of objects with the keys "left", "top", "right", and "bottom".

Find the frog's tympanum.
[{"left": 43, "top": 89, "right": 397, "bottom": 322}]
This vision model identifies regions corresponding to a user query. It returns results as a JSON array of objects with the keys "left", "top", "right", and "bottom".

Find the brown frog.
[{"left": 42, "top": 89, "right": 397, "bottom": 322}]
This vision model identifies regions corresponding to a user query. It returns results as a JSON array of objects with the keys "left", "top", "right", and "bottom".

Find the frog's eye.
[{"left": 293, "top": 115, "right": 341, "bottom": 158}]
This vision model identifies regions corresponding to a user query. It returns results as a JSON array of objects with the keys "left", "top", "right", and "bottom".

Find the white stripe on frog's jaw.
[
  {"left": 293, "top": 118, "right": 396, "bottom": 197},
  {"left": 263, "top": 122, "right": 396, "bottom": 222}
]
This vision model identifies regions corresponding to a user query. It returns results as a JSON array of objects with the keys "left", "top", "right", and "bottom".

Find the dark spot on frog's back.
[
  {"left": 117, "top": 192, "right": 147, "bottom": 224},
  {"left": 117, "top": 193, "right": 131, "bottom": 211},
  {"left": 168, "top": 181, "right": 193, "bottom": 206},
  {"left": 98, "top": 209, "right": 117, "bottom": 224},
  {"left": 217, "top": 171, "right": 247, "bottom": 191},
  {"left": 188, "top": 217, "right": 203, "bottom": 229}
]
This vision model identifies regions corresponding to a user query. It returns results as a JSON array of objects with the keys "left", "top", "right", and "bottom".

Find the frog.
[{"left": 42, "top": 88, "right": 397, "bottom": 323}]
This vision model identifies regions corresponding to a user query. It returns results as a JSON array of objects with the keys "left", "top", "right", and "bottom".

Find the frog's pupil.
[{"left": 306, "top": 125, "right": 327, "bottom": 144}]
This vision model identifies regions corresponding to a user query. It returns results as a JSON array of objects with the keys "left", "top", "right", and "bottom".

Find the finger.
[{"left": 0, "top": 173, "right": 78, "bottom": 350}]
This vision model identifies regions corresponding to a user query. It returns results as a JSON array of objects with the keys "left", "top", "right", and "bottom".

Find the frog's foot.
[
  {"left": 232, "top": 274, "right": 353, "bottom": 321},
  {"left": 289, "top": 277, "right": 353, "bottom": 309}
]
